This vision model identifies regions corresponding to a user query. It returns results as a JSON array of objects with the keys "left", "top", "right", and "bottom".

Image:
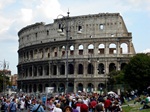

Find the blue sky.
[{"left": 0, "top": 0, "right": 150, "bottom": 75}]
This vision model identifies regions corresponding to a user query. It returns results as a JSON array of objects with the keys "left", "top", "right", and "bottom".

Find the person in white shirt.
[
  {"left": 20, "top": 99, "right": 25, "bottom": 111},
  {"left": 82, "top": 96, "right": 89, "bottom": 106},
  {"left": 53, "top": 103, "right": 62, "bottom": 112}
]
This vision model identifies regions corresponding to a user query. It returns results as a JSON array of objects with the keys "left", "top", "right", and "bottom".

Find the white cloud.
[
  {"left": 141, "top": 49, "right": 150, "bottom": 53},
  {"left": 21, "top": 8, "right": 33, "bottom": 23},
  {"left": 36, "top": 0, "right": 64, "bottom": 19},
  {"left": 0, "top": 0, "right": 15, "bottom": 9},
  {"left": 0, "top": 16, "right": 15, "bottom": 41}
]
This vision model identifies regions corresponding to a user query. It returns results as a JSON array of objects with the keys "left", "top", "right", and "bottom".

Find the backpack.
[{"left": 1, "top": 102, "right": 6, "bottom": 111}]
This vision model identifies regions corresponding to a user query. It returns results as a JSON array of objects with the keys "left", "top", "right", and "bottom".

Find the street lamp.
[
  {"left": 57, "top": 11, "right": 82, "bottom": 93},
  {"left": 0, "top": 60, "right": 9, "bottom": 95}
]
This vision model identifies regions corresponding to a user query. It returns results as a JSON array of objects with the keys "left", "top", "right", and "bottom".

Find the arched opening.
[
  {"left": 98, "top": 83, "right": 105, "bottom": 91},
  {"left": 45, "top": 65, "right": 49, "bottom": 76},
  {"left": 33, "top": 84, "right": 37, "bottom": 92},
  {"left": 88, "top": 63, "right": 94, "bottom": 74},
  {"left": 121, "top": 63, "right": 127, "bottom": 70},
  {"left": 109, "top": 43, "right": 116, "bottom": 54},
  {"left": 60, "top": 64, "right": 65, "bottom": 75},
  {"left": 38, "top": 84, "right": 42, "bottom": 92},
  {"left": 28, "top": 84, "right": 32, "bottom": 92},
  {"left": 98, "top": 63, "right": 105, "bottom": 74},
  {"left": 120, "top": 43, "right": 128, "bottom": 54},
  {"left": 51, "top": 83, "right": 57, "bottom": 92},
  {"left": 109, "top": 63, "right": 116, "bottom": 72},
  {"left": 87, "top": 83, "right": 94, "bottom": 92},
  {"left": 38, "top": 66, "right": 43, "bottom": 76},
  {"left": 78, "top": 45, "right": 83, "bottom": 55},
  {"left": 58, "top": 83, "right": 65, "bottom": 93},
  {"left": 33, "top": 66, "right": 37, "bottom": 76},
  {"left": 61, "top": 46, "right": 65, "bottom": 56},
  {"left": 68, "top": 64, "right": 74, "bottom": 74},
  {"left": 88, "top": 44, "right": 94, "bottom": 54},
  {"left": 29, "top": 67, "right": 32, "bottom": 76},
  {"left": 70, "top": 45, "right": 74, "bottom": 55},
  {"left": 52, "top": 65, "right": 57, "bottom": 75},
  {"left": 68, "top": 83, "right": 74, "bottom": 92},
  {"left": 98, "top": 44, "right": 105, "bottom": 54},
  {"left": 78, "top": 64, "right": 83, "bottom": 74},
  {"left": 77, "top": 83, "right": 83, "bottom": 92}
]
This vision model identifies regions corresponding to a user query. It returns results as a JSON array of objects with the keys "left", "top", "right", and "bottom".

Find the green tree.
[
  {"left": 108, "top": 70, "right": 125, "bottom": 85},
  {"left": 0, "top": 73, "right": 11, "bottom": 92},
  {"left": 124, "top": 53, "right": 150, "bottom": 91}
]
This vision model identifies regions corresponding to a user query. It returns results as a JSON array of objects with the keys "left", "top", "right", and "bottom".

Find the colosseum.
[{"left": 17, "top": 12, "right": 136, "bottom": 93}]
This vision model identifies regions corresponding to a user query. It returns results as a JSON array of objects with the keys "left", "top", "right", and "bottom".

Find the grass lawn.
[{"left": 122, "top": 100, "right": 150, "bottom": 112}]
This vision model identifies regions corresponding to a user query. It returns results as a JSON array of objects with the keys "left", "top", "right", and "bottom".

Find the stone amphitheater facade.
[{"left": 17, "top": 12, "right": 136, "bottom": 93}]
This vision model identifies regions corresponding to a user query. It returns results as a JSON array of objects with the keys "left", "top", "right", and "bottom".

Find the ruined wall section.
[{"left": 18, "top": 13, "right": 132, "bottom": 50}]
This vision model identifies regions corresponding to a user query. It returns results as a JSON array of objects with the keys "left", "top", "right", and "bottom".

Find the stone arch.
[
  {"left": 78, "top": 44, "right": 83, "bottom": 55},
  {"left": 29, "top": 84, "right": 32, "bottom": 92},
  {"left": 98, "top": 44, "right": 105, "bottom": 54},
  {"left": 25, "top": 85, "right": 28, "bottom": 92},
  {"left": 38, "top": 84, "right": 42, "bottom": 92},
  {"left": 52, "top": 47, "right": 58, "bottom": 57},
  {"left": 45, "top": 47, "right": 50, "bottom": 58},
  {"left": 98, "top": 83, "right": 105, "bottom": 91},
  {"left": 87, "top": 83, "right": 94, "bottom": 92},
  {"left": 78, "top": 64, "right": 83, "bottom": 74},
  {"left": 29, "top": 66, "right": 32, "bottom": 76},
  {"left": 77, "top": 83, "right": 83, "bottom": 91},
  {"left": 98, "top": 63, "right": 105, "bottom": 74},
  {"left": 88, "top": 44, "right": 94, "bottom": 54},
  {"left": 33, "top": 84, "right": 37, "bottom": 92},
  {"left": 51, "top": 83, "right": 57, "bottom": 92},
  {"left": 30, "top": 50, "right": 33, "bottom": 59},
  {"left": 45, "top": 83, "right": 49, "bottom": 87},
  {"left": 44, "top": 65, "right": 49, "bottom": 76},
  {"left": 68, "top": 63, "right": 74, "bottom": 74},
  {"left": 87, "top": 63, "right": 94, "bottom": 74},
  {"left": 70, "top": 45, "right": 74, "bottom": 55},
  {"left": 33, "top": 66, "right": 37, "bottom": 76},
  {"left": 38, "top": 66, "right": 43, "bottom": 76},
  {"left": 60, "top": 45, "right": 65, "bottom": 56},
  {"left": 58, "top": 83, "right": 65, "bottom": 92},
  {"left": 39, "top": 48, "right": 44, "bottom": 59},
  {"left": 109, "top": 43, "right": 116, "bottom": 54},
  {"left": 68, "top": 83, "right": 74, "bottom": 92},
  {"left": 60, "top": 64, "right": 65, "bottom": 75},
  {"left": 121, "top": 63, "right": 127, "bottom": 70},
  {"left": 109, "top": 63, "right": 116, "bottom": 72},
  {"left": 52, "top": 65, "right": 57, "bottom": 75},
  {"left": 34, "top": 49, "right": 38, "bottom": 59},
  {"left": 120, "top": 43, "right": 128, "bottom": 54}
]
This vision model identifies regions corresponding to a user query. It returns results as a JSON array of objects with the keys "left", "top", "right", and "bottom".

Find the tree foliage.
[
  {"left": 123, "top": 53, "right": 150, "bottom": 90},
  {"left": 108, "top": 70, "right": 125, "bottom": 85}
]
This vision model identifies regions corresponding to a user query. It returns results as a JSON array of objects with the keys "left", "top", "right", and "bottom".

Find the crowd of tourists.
[
  {"left": 0, "top": 91, "right": 125, "bottom": 112},
  {"left": 1, "top": 87, "right": 150, "bottom": 112}
]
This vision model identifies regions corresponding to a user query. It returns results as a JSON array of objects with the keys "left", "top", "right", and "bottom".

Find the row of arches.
[
  {"left": 19, "top": 62, "right": 127, "bottom": 78},
  {"left": 19, "top": 42, "right": 129, "bottom": 63},
  {"left": 21, "top": 82, "right": 105, "bottom": 93}
]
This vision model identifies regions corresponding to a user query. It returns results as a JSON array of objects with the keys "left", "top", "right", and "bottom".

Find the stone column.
[
  {"left": 74, "top": 82, "right": 77, "bottom": 93},
  {"left": 57, "top": 64, "right": 60, "bottom": 76},
  {"left": 105, "top": 42, "right": 109, "bottom": 55},
  {"left": 43, "top": 65, "right": 45, "bottom": 76},
  {"left": 117, "top": 41, "right": 120, "bottom": 56},
  {"left": 74, "top": 62, "right": 78, "bottom": 77}
]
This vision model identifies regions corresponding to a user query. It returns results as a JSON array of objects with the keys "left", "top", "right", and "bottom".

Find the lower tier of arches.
[{"left": 18, "top": 77, "right": 107, "bottom": 93}]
